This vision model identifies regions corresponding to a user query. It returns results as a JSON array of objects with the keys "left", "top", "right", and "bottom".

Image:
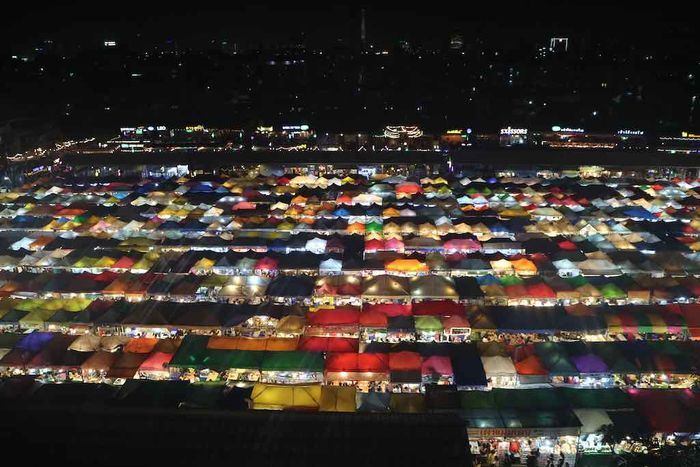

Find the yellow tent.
[
  {"left": 319, "top": 385, "right": 357, "bottom": 413},
  {"left": 251, "top": 383, "right": 322, "bottom": 410}
]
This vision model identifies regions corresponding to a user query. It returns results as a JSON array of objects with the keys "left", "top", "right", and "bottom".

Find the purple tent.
[
  {"left": 15, "top": 332, "right": 55, "bottom": 353},
  {"left": 570, "top": 353, "right": 609, "bottom": 374}
]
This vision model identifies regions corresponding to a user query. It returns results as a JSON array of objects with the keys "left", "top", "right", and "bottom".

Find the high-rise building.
[{"left": 360, "top": 9, "right": 366, "bottom": 48}]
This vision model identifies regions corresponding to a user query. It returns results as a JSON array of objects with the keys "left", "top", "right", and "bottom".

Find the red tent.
[
  {"left": 364, "top": 239, "right": 385, "bottom": 252},
  {"left": 389, "top": 351, "right": 422, "bottom": 371},
  {"left": 627, "top": 389, "right": 698, "bottom": 433},
  {"left": 359, "top": 310, "right": 389, "bottom": 328},
  {"left": 297, "top": 336, "right": 359, "bottom": 353},
  {"left": 112, "top": 257, "right": 136, "bottom": 269},
  {"left": 558, "top": 240, "right": 577, "bottom": 250},
  {"left": 254, "top": 257, "right": 278, "bottom": 271},
  {"left": 526, "top": 282, "right": 556, "bottom": 299},
  {"left": 505, "top": 284, "right": 528, "bottom": 299},
  {"left": 363, "top": 303, "right": 412, "bottom": 317},
  {"left": 325, "top": 352, "right": 389, "bottom": 373},
  {"left": 306, "top": 307, "right": 360, "bottom": 326},
  {"left": 138, "top": 352, "right": 173, "bottom": 372},
  {"left": 421, "top": 355, "right": 453, "bottom": 376},
  {"left": 680, "top": 304, "right": 700, "bottom": 339},
  {"left": 514, "top": 355, "right": 548, "bottom": 376},
  {"left": 232, "top": 201, "right": 256, "bottom": 211}
]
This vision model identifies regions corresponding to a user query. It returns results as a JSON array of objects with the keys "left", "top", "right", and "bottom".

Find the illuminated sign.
[
  {"left": 551, "top": 126, "right": 584, "bottom": 133},
  {"left": 282, "top": 125, "right": 310, "bottom": 131},
  {"left": 681, "top": 131, "right": 700, "bottom": 139},
  {"left": 500, "top": 127, "right": 527, "bottom": 135},
  {"left": 384, "top": 126, "right": 423, "bottom": 138},
  {"left": 618, "top": 130, "right": 644, "bottom": 136},
  {"left": 185, "top": 125, "right": 205, "bottom": 132}
]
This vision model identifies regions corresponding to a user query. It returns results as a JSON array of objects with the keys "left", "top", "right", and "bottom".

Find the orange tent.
[
  {"left": 347, "top": 222, "right": 366, "bottom": 234},
  {"left": 123, "top": 337, "right": 159, "bottom": 354},
  {"left": 385, "top": 259, "right": 429, "bottom": 273}
]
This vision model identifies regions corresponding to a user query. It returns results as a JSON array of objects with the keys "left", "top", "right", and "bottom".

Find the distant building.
[
  {"left": 549, "top": 37, "right": 568, "bottom": 52},
  {"left": 499, "top": 127, "right": 528, "bottom": 147}
]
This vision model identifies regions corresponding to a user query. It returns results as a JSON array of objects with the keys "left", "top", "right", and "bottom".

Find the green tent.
[
  {"left": 558, "top": 387, "right": 632, "bottom": 410},
  {"left": 599, "top": 283, "right": 626, "bottom": 300},
  {"left": 365, "top": 221, "right": 383, "bottom": 233},
  {"left": 493, "top": 388, "right": 568, "bottom": 411},
  {"left": 535, "top": 343, "right": 578, "bottom": 376},
  {"left": 589, "top": 343, "right": 639, "bottom": 374},
  {"left": 0, "top": 332, "right": 23, "bottom": 349},
  {"left": 459, "top": 390, "right": 497, "bottom": 410},
  {"left": 414, "top": 315, "right": 443, "bottom": 333},
  {"left": 565, "top": 275, "right": 589, "bottom": 288},
  {"left": 168, "top": 335, "right": 211, "bottom": 368},
  {"left": 499, "top": 275, "right": 524, "bottom": 287},
  {"left": 206, "top": 349, "right": 263, "bottom": 371},
  {"left": 261, "top": 351, "right": 324, "bottom": 372}
]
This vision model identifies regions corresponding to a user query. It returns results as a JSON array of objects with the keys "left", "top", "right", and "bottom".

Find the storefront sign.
[
  {"left": 468, "top": 427, "right": 580, "bottom": 438},
  {"left": 500, "top": 127, "right": 528, "bottom": 135}
]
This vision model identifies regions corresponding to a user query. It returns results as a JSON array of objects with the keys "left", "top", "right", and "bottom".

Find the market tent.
[
  {"left": 385, "top": 259, "right": 429, "bottom": 273},
  {"left": 138, "top": 352, "right": 173, "bottom": 373},
  {"left": 409, "top": 276, "right": 459, "bottom": 299},
  {"left": 449, "top": 344, "right": 487, "bottom": 387},
  {"left": 168, "top": 335, "right": 211, "bottom": 369},
  {"left": 306, "top": 307, "right": 360, "bottom": 326},
  {"left": 251, "top": 383, "right": 322, "bottom": 410},
  {"left": 80, "top": 350, "right": 120, "bottom": 372},
  {"left": 359, "top": 309, "right": 389, "bottom": 328},
  {"left": 357, "top": 391, "right": 391, "bottom": 413},
  {"left": 362, "top": 275, "right": 410, "bottom": 299},
  {"left": 535, "top": 343, "right": 578, "bottom": 376},
  {"left": 559, "top": 388, "right": 632, "bottom": 410},
  {"left": 680, "top": 304, "right": 700, "bottom": 339},
  {"left": 589, "top": 343, "right": 639, "bottom": 374},
  {"left": 390, "top": 393, "right": 426, "bottom": 413},
  {"left": 264, "top": 275, "right": 315, "bottom": 297},
  {"left": 297, "top": 336, "right": 359, "bottom": 353},
  {"left": 319, "top": 385, "right": 357, "bottom": 413},
  {"left": 389, "top": 351, "right": 422, "bottom": 371},
  {"left": 16, "top": 332, "right": 55, "bottom": 353},
  {"left": 627, "top": 390, "right": 700, "bottom": 433},
  {"left": 123, "top": 337, "right": 159, "bottom": 354},
  {"left": 415, "top": 316, "right": 444, "bottom": 334},
  {"left": 205, "top": 349, "right": 263, "bottom": 371},
  {"left": 362, "top": 303, "right": 412, "bottom": 317},
  {"left": 260, "top": 351, "right": 325, "bottom": 373},
  {"left": 514, "top": 354, "right": 549, "bottom": 378},
  {"left": 327, "top": 353, "right": 377, "bottom": 375},
  {"left": 480, "top": 356, "right": 516, "bottom": 377},
  {"left": 562, "top": 348, "right": 605, "bottom": 373},
  {"left": 421, "top": 355, "right": 453, "bottom": 378},
  {"left": 275, "top": 315, "right": 307, "bottom": 335},
  {"left": 107, "top": 352, "right": 148, "bottom": 379}
]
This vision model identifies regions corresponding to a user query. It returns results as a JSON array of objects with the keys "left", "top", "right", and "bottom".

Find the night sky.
[{"left": 4, "top": 2, "right": 696, "bottom": 53}]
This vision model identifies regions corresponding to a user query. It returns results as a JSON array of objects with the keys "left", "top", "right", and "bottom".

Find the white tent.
[{"left": 573, "top": 408, "right": 614, "bottom": 434}]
